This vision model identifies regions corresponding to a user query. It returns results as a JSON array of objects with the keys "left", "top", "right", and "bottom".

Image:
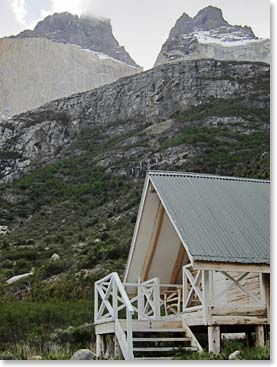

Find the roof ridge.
[{"left": 148, "top": 170, "right": 270, "bottom": 184}]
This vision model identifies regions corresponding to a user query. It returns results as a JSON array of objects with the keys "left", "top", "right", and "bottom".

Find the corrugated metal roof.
[{"left": 148, "top": 171, "right": 270, "bottom": 265}]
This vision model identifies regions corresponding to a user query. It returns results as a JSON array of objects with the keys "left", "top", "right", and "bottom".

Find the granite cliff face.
[
  {"left": 0, "top": 59, "right": 270, "bottom": 183},
  {"left": 0, "top": 37, "right": 140, "bottom": 119},
  {"left": 155, "top": 6, "right": 270, "bottom": 66},
  {"left": 0, "top": 12, "right": 141, "bottom": 119},
  {"left": 13, "top": 12, "right": 138, "bottom": 67}
]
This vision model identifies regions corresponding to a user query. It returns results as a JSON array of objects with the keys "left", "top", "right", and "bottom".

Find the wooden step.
[
  {"left": 133, "top": 337, "right": 191, "bottom": 342},
  {"left": 132, "top": 328, "right": 185, "bottom": 333},
  {"left": 120, "top": 319, "right": 182, "bottom": 332},
  {"left": 133, "top": 347, "right": 198, "bottom": 352}
]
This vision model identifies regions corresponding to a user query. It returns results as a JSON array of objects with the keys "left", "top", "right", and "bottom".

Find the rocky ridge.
[
  {"left": 13, "top": 12, "right": 139, "bottom": 67},
  {"left": 155, "top": 6, "right": 270, "bottom": 65},
  {"left": 0, "top": 59, "right": 270, "bottom": 183}
]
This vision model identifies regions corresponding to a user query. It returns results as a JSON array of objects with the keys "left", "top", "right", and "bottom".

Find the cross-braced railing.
[
  {"left": 124, "top": 279, "right": 183, "bottom": 319},
  {"left": 94, "top": 272, "right": 134, "bottom": 360},
  {"left": 182, "top": 264, "right": 267, "bottom": 325}
]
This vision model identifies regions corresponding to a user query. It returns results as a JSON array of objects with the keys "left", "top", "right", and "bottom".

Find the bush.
[{"left": 0, "top": 299, "right": 94, "bottom": 345}]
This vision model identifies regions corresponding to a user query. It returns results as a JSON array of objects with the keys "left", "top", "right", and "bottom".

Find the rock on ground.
[
  {"left": 70, "top": 349, "right": 96, "bottom": 360},
  {"left": 6, "top": 271, "right": 33, "bottom": 284},
  {"left": 51, "top": 253, "right": 61, "bottom": 261},
  {"left": 228, "top": 350, "right": 241, "bottom": 360},
  {"left": 30, "top": 355, "right": 43, "bottom": 360}
]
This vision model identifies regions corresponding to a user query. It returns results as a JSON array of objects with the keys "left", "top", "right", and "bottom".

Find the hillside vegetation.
[{"left": 0, "top": 60, "right": 270, "bottom": 358}]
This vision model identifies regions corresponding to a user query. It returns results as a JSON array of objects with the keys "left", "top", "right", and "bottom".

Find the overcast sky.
[{"left": 0, "top": 0, "right": 270, "bottom": 69}]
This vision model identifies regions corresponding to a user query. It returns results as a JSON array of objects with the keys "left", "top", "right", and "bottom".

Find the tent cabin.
[{"left": 94, "top": 171, "right": 270, "bottom": 360}]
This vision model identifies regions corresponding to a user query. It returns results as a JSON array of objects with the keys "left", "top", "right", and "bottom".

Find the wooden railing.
[
  {"left": 125, "top": 280, "right": 183, "bottom": 319},
  {"left": 182, "top": 264, "right": 268, "bottom": 325},
  {"left": 94, "top": 272, "right": 134, "bottom": 360}
]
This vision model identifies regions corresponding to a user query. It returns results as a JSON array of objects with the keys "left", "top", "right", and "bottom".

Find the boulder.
[
  {"left": 6, "top": 271, "right": 33, "bottom": 284},
  {"left": 70, "top": 349, "right": 96, "bottom": 360},
  {"left": 228, "top": 350, "right": 241, "bottom": 360},
  {"left": 51, "top": 253, "right": 60, "bottom": 261},
  {"left": 30, "top": 355, "right": 43, "bottom": 360},
  {"left": 0, "top": 225, "right": 9, "bottom": 235}
]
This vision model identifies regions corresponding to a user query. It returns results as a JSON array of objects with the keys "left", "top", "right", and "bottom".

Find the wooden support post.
[
  {"left": 255, "top": 325, "right": 265, "bottom": 347},
  {"left": 154, "top": 277, "right": 160, "bottom": 319},
  {"left": 260, "top": 273, "right": 266, "bottom": 305},
  {"left": 94, "top": 283, "right": 98, "bottom": 323},
  {"left": 265, "top": 274, "right": 270, "bottom": 322},
  {"left": 208, "top": 326, "right": 220, "bottom": 354},
  {"left": 100, "top": 335, "right": 106, "bottom": 357},
  {"left": 209, "top": 271, "right": 214, "bottom": 307},
  {"left": 177, "top": 288, "right": 182, "bottom": 313},
  {"left": 141, "top": 204, "right": 165, "bottom": 281},
  {"left": 96, "top": 334, "right": 104, "bottom": 359},
  {"left": 202, "top": 270, "right": 210, "bottom": 325},
  {"left": 170, "top": 243, "right": 186, "bottom": 284},
  {"left": 182, "top": 266, "right": 188, "bottom": 312},
  {"left": 114, "top": 335, "right": 121, "bottom": 359},
  {"left": 113, "top": 277, "right": 118, "bottom": 319},
  {"left": 103, "top": 335, "right": 107, "bottom": 357}
]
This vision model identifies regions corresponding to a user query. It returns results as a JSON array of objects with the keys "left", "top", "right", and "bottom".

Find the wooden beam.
[
  {"left": 212, "top": 316, "right": 268, "bottom": 325},
  {"left": 170, "top": 243, "right": 186, "bottom": 284},
  {"left": 255, "top": 325, "right": 265, "bottom": 347},
  {"left": 259, "top": 273, "right": 266, "bottom": 305},
  {"left": 182, "top": 267, "right": 188, "bottom": 312},
  {"left": 264, "top": 274, "right": 270, "bottom": 321},
  {"left": 211, "top": 305, "right": 267, "bottom": 317},
  {"left": 141, "top": 203, "right": 165, "bottom": 281},
  {"left": 208, "top": 326, "right": 220, "bottom": 354},
  {"left": 150, "top": 184, "right": 156, "bottom": 193},
  {"left": 202, "top": 270, "right": 210, "bottom": 325},
  {"left": 194, "top": 261, "right": 270, "bottom": 274}
]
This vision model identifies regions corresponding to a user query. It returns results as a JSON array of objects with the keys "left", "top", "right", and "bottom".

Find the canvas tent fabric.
[{"left": 148, "top": 171, "right": 270, "bottom": 265}]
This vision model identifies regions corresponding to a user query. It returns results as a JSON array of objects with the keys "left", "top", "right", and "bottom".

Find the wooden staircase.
[
  {"left": 119, "top": 320, "right": 202, "bottom": 360},
  {"left": 94, "top": 272, "right": 203, "bottom": 360}
]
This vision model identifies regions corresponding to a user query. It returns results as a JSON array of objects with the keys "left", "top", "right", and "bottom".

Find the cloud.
[
  {"left": 49, "top": 0, "right": 88, "bottom": 16},
  {"left": 11, "top": 0, "right": 28, "bottom": 25},
  {"left": 0, "top": 0, "right": 26, "bottom": 36}
]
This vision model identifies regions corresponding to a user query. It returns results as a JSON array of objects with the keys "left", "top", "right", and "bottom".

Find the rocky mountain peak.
[
  {"left": 13, "top": 12, "right": 139, "bottom": 67},
  {"left": 179, "top": 12, "right": 192, "bottom": 21},
  {"left": 155, "top": 6, "right": 269, "bottom": 66},
  {"left": 193, "top": 6, "right": 228, "bottom": 30}
]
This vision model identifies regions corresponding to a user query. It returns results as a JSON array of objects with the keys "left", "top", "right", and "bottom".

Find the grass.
[
  {"left": 174, "top": 340, "right": 270, "bottom": 360},
  {"left": 0, "top": 299, "right": 94, "bottom": 343},
  {"left": 174, "top": 99, "right": 270, "bottom": 123},
  {"left": 0, "top": 299, "right": 95, "bottom": 360},
  {"left": 0, "top": 342, "right": 73, "bottom": 360}
]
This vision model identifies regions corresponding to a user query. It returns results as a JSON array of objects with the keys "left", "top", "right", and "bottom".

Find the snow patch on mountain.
[{"left": 195, "top": 30, "right": 262, "bottom": 47}]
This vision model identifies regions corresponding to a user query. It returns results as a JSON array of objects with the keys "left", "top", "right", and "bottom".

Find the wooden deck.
[
  {"left": 95, "top": 319, "right": 183, "bottom": 335},
  {"left": 94, "top": 270, "right": 269, "bottom": 358},
  {"left": 183, "top": 305, "right": 268, "bottom": 327}
]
